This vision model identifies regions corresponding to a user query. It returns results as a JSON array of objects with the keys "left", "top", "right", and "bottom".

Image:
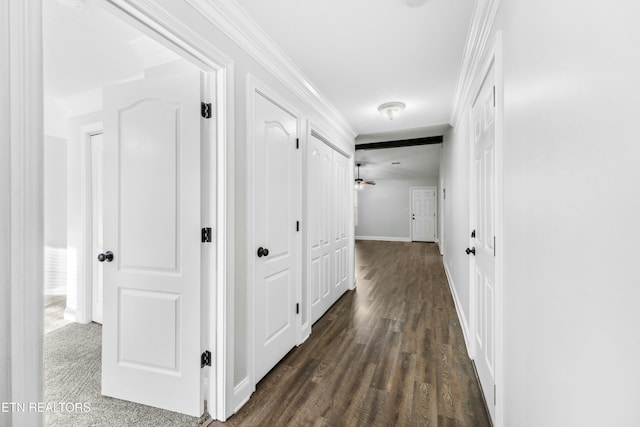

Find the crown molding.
[
  {"left": 184, "top": 0, "right": 358, "bottom": 142},
  {"left": 108, "top": 0, "right": 233, "bottom": 70},
  {"left": 450, "top": 0, "right": 501, "bottom": 126}
]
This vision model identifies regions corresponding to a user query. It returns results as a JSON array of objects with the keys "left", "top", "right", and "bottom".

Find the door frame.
[
  {"left": 468, "top": 31, "right": 504, "bottom": 427},
  {"left": 409, "top": 186, "right": 437, "bottom": 242},
  {"left": 75, "top": 122, "right": 104, "bottom": 324},
  {"left": 245, "top": 73, "right": 303, "bottom": 402},
  {"left": 12, "top": 0, "right": 235, "bottom": 422}
]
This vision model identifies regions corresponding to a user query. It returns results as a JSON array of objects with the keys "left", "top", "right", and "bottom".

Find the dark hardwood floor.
[{"left": 214, "top": 240, "right": 490, "bottom": 426}]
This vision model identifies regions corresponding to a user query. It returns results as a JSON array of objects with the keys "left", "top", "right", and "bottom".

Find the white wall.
[
  {"left": 355, "top": 178, "right": 437, "bottom": 241},
  {"left": 147, "top": 1, "right": 356, "bottom": 416},
  {"left": 0, "top": 1, "right": 11, "bottom": 420},
  {"left": 44, "top": 135, "right": 67, "bottom": 295},
  {"left": 442, "top": 0, "right": 640, "bottom": 425},
  {"left": 440, "top": 120, "right": 471, "bottom": 335},
  {"left": 44, "top": 95, "right": 67, "bottom": 139}
]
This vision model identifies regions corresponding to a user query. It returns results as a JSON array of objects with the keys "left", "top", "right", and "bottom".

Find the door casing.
[
  {"left": 73, "top": 122, "right": 103, "bottom": 325},
  {"left": 245, "top": 74, "right": 303, "bottom": 399},
  {"left": 14, "top": 0, "right": 235, "bottom": 422},
  {"left": 468, "top": 31, "right": 504, "bottom": 427}
]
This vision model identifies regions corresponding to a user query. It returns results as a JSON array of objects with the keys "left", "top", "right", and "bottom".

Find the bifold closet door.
[
  {"left": 309, "top": 135, "right": 333, "bottom": 323},
  {"left": 332, "top": 152, "right": 349, "bottom": 296},
  {"left": 308, "top": 135, "right": 350, "bottom": 325}
]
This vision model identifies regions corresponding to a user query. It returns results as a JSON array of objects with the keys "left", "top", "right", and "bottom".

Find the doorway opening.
[{"left": 43, "top": 0, "right": 217, "bottom": 423}]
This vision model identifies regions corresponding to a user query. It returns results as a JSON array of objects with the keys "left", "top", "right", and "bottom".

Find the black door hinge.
[
  {"left": 471, "top": 230, "right": 476, "bottom": 238},
  {"left": 296, "top": 138, "right": 299, "bottom": 149},
  {"left": 201, "top": 102, "right": 212, "bottom": 119},
  {"left": 296, "top": 303, "right": 299, "bottom": 314},
  {"left": 201, "top": 227, "right": 212, "bottom": 243},
  {"left": 296, "top": 221, "right": 300, "bottom": 232},
  {"left": 201, "top": 350, "right": 211, "bottom": 368}
]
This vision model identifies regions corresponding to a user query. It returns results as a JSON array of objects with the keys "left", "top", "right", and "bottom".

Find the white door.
[
  {"left": 308, "top": 135, "right": 333, "bottom": 323},
  {"left": 101, "top": 61, "right": 204, "bottom": 416},
  {"left": 308, "top": 136, "right": 350, "bottom": 325},
  {"left": 411, "top": 187, "right": 436, "bottom": 242},
  {"left": 472, "top": 63, "right": 496, "bottom": 422},
  {"left": 332, "top": 151, "right": 349, "bottom": 296},
  {"left": 91, "top": 132, "right": 104, "bottom": 324},
  {"left": 254, "top": 92, "right": 299, "bottom": 382}
]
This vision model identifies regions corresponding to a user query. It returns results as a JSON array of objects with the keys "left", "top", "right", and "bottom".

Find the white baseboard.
[
  {"left": 443, "top": 261, "right": 472, "bottom": 357},
  {"left": 355, "top": 235, "right": 411, "bottom": 242},
  {"left": 63, "top": 308, "right": 76, "bottom": 322}
]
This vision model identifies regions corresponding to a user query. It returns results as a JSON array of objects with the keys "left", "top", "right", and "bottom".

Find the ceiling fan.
[{"left": 355, "top": 163, "right": 376, "bottom": 189}]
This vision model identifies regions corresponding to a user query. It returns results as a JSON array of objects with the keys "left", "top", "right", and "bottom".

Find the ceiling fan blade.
[{"left": 364, "top": 180, "right": 376, "bottom": 185}]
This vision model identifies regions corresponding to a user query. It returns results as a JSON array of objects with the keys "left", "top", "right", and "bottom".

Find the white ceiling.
[
  {"left": 43, "top": 0, "right": 178, "bottom": 116},
  {"left": 235, "top": 0, "right": 475, "bottom": 138},
  {"left": 44, "top": 0, "right": 462, "bottom": 180},
  {"left": 355, "top": 144, "right": 441, "bottom": 180}
]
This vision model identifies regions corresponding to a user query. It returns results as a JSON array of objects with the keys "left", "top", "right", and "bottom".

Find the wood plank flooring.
[{"left": 213, "top": 241, "right": 490, "bottom": 426}]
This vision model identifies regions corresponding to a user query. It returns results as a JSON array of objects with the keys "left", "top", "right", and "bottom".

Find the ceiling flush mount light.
[
  {"left": 378, "top": 101, "right": 405, "bottom": 120},
  {"left": 405, "top": 0, "right": 428, "bottom": 7}
]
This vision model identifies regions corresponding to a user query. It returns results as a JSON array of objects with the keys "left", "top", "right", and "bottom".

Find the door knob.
[
  {"left": 257, "top": 247, "right": 269, "bottom": 257},
  {"left": 465, "top": 247, "right": 476, "bottom": 256},
  {"left": 98, "top": 251, "right": 114, "bottom": 262}
]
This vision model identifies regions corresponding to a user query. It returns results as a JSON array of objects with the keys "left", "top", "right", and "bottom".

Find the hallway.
[{"left": 216, "top": 241, "right": 490, "bottom": 426}]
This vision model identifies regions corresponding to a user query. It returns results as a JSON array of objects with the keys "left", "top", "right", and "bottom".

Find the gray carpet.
[{"left": 44, "top": 322, "right": 208, "bottom": 426}]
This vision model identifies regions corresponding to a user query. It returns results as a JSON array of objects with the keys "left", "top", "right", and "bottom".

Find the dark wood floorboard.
[{"left": 213, "top": 241, "right": 491, "bottom": 426}]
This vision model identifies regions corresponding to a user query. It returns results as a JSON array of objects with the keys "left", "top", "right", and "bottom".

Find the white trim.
[
  {"left": 443, "top": 261, "right": 472, "bottom": 357},
  {"left": 232, "top": 390, "right": 251, "bottom": 414},
  {"left": 102, "top": 3, "right": 235, "bottom": 420},
  {"left": 493, "top": 32, "right": 505, "bottom": 427},
  {"left": 467, "top": 31, "right": 504, "bottom": 427},
  {"left": 302, "top": 121, "right": 312, "bottom": 341},
  {"left": 348, "top": 157, "right": 356, "bottom": 291},
  {"left": 6, "top": 0, "right": 44, "bottom": 425},
  {"left": 216, "top": 63, "right": 234, "bottom": 423},
  {"left": 439, "top": 150, "right": 446, "bottom": 256},
  {"left": 76, "top": 122, "right": 103, "bottom": 325},
  {"left": 184, "top": 0, "right": 357, "bottom": 143},
  {"left": 450, "top": 0, "right": 502, "bottom": 127},
  {"left": 355, "top": 236, "right": 411, "bottom": 242},
  {"left": 10, "top": 0, "right": 237, "bottom": 421},
  {"left": 310, "top": 126, "right": 354, "bottom": 159},
  {"left": 245, "top": 74, "right": 303, "bottom": 413},
  {"left": 466, "top": 93, "right": 477, "bottom": 360},
  {"left": 239, "top": 73, "right": 258, "bottom": 413}
]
